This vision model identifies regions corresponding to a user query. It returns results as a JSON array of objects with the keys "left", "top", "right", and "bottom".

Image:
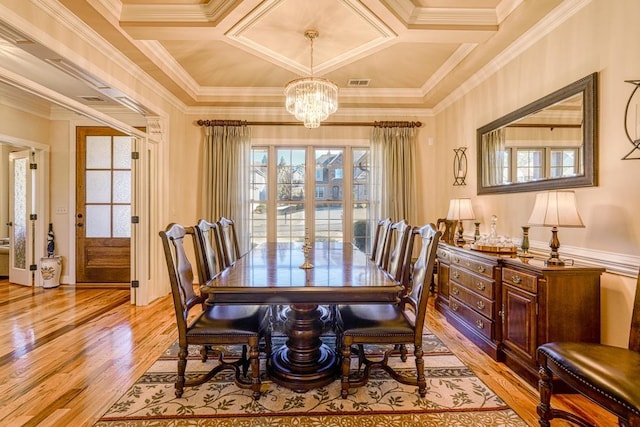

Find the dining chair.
[
  {"left": 337, "top": 223, "right": 442, "bottom": 398},
  {"left": 385, "top": 220, "right": 412, "bottom": 282},
  {"left": 537, "top": 266, "right": 640, "bottom": 427},
  {"left": 436, "top": 218, "right": 457, "bottom": 245},
  {"left": 218, "top": 216, "right": 241, "bottom": 268},
  {"left": 159, "top": 223, "right": 268, "bottom": 400},
  {"left": 373, "top": 218, "right": 393, "bottom": 267}
]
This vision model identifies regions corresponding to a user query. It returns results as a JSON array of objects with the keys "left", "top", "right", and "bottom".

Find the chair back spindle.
[
  {"left": 218, "top": 217, "right": 240, "bottom": 268},
  {"left": 403, "top": 224, "right": 442, "bottom": 337},
  {"left": 386, "top": 220, "right": 412, "bottom": 282},
  {"left": 194, "top": 219, "right": 224, "bottom": 283},
  {"left": 629, "top": 271, "right": 640, "bottom": 352}
]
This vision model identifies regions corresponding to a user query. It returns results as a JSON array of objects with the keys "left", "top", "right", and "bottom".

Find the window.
[
  {"left": 506, "top": 147, "right": 580, "bottom": 183},
  {"left": 516, "top": 149, "right": 543, "bottom": 182},
  {"left": 248, "top": 146, "right": 370, "bottom": 248},
  {"left": 550, "top": 148, "right": 579, "bottom": 178}
]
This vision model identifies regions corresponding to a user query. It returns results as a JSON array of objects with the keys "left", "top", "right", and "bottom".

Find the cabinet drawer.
[
  {"left": 502, "top": 268, "right": 538, "bottom": 293},
  {"left": 450, "top": 265, "right": 495, "bottom": 299},
  {"left": 437, "top": 248, "right": 451, "bottom": 264},
  {"left": 450, "top": 254, "right": 494, "bottom": 278},
  {"left": 450, "top": 282, "right": 494, "bottom": 318},
  {"left": 450, "top": 296, "right": 494, "bottom": 339}
]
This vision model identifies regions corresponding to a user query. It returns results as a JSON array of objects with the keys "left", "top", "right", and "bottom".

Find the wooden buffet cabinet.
[{"left": 435, "top": 243, "right": 604, "bottom": 386}]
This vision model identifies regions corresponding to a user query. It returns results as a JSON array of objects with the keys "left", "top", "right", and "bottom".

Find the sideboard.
[{"left": 435, "top": 243, "right": 604, "bottom": 386}]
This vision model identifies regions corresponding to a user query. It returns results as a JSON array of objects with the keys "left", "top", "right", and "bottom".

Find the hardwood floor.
[{"left": 0, "top": 280, "right": 615, "bottom": 426}]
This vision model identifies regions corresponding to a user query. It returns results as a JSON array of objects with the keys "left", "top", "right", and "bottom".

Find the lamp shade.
[
  {"left": 446, "top": 198, "right": 475, "bottom": 221},
  {"left": 528, "top": 191, "right": 585, "bottom": 228}
]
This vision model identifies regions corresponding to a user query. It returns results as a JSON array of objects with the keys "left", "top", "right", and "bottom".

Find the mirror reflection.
[{"left": 477, "top": 73, "right": 597, "bottom": 195}]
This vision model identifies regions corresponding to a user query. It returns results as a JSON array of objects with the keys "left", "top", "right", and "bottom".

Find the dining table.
[{"left": 200, "top": 241, "right": 402, "bottom": 392}]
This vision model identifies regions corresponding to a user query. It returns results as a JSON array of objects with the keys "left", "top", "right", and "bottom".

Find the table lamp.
[
  {"left": 447, "top": 198, "right": 475, "bottom": 246},
  {"left": 527, "top": 190, "right": 584, "bottom": 266}
]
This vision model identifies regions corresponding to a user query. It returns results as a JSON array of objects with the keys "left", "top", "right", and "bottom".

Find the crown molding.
[
  {"left": 0, "top": 79, "right": 51, "bottom": 119},
  {"left": 433, "top": 0, "right": 593, "bottom": 114},
  {"left": 31, "top": 0, "right": 187, "bottom": 114}
]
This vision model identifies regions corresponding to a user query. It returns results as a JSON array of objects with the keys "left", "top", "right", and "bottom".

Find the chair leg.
[
  {"left": 240, "top": 344, "right": 249, "bottom": 377},
  {"left": 201, "top": 345, "right": 209, "bottom": 362},
  {"left": 414, "top": 345, "right": 426, "bottom": 397},
  {"left": 248, "top": 337, "right": 261, "bottom": 400},
  {"left": 537, "top": 357, "right": 553, "bottom": 427},
  {"left": 176, "top": 346, "right": 188, "bottom": 398},
  {"left": 341, "top": 336, "right": 353, "bottom": 399}
]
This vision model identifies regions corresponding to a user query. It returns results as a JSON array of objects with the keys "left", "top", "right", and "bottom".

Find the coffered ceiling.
[{"left": 2, "top": 0, "right": 570, "bottom": 115}]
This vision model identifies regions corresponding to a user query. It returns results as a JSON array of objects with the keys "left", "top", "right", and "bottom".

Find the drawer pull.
[
  {"left": 477, "top": 265, "right": 486, "bottom": 273},
  {"left": 476, "top": 282, "right": 486, "bottom": 291},
  {"left": 465, "top": 260, "right": 471, "bottom": 267},
  {"left": 476, "top": 319, "right": 485, "bottom": 329},
  {"left": 453, "top": 257, "right": 460, "bottom": 264},
  {"left": 476, "top": 300, "right": 485, "bottom": 310},
  {"left": 452, "top": 287, "right": 460, "bottom": 296},
  {"left": 511, "top": 275, "right": 522, "bottom": 284},
  {"left": 451, "top": 302, "right": 459, "bottom": 312},
  {"left": 453, "top": 271, "right": 460, "bottom": 279}
]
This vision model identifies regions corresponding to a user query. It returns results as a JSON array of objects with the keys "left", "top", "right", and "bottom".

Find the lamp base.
[{"left": 544, "top": 256, "right": 565, "bottom": 266}]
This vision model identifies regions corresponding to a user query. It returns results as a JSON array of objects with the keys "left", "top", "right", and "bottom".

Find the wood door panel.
[{"left": 76, "top": 127, "right": 131, "bottom": 283}]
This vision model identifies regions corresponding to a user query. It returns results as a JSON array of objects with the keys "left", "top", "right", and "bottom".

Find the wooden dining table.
[{"left": 200, "top": 241, "right": 402, "bottom": 392}]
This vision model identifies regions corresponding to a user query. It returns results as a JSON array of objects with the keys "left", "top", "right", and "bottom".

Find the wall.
[{"left": 433, "top": 0, "right": 640, "bottom": 347}]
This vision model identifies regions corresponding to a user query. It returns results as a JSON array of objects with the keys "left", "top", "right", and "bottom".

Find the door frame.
[{"left": 2, "top": 67, "right": 167, "bottom": 304}]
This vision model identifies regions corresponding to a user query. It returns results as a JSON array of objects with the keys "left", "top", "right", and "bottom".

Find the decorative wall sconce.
[
  {"left": 623, "top": 79, "right": 640, "bottom": 160},
  {"left": 453, "top": 147, "right": 468, "bottom": 185}
]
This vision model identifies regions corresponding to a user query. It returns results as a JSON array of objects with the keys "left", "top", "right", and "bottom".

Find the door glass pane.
[
  {"left": 352, "top": 149, "right": 370, "bottom": 252},
  {"left": 113, "top": 171, "right": 131, "bottom": 203},
  {"left": 315, "top": 149, "right": 343, "bottom": 201},
  {"left": 112, "top": 205, "right": 131, "bottom": 238},
  {"left": 12, "top": 158, "right": 27, "bottom": 269},
  {"left": 86, "top": 136, "right": 112, "bottom": 168},
  {"left": 113, "top": 136, "right": 131, "bottom": 169},
  {"left": 86, "top": 205, "right": 111, "bottom": 237},
  {"left": 315, "top": 203, "right": 343, "bottom": 242},
  {"left": 250, "top": 149, "right": 268, "bottom": 247},
  {"left": 277, "top": 149, "right": 305, "bottom": 201},
  {"left": 277, "top": 206, "right": 305, "bottom": 242},
  {"left": 86, "top": 171, "right": 112, "bottom": 203}
]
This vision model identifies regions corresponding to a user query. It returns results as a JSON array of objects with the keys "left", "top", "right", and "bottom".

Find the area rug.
[{"left": 95, "top": 331, "right": 527, "bottom": 426}]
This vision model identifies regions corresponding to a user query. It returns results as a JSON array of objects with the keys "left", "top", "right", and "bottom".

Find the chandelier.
[{"left": 284, "top": 30, "right": 338, "bottom": 128}]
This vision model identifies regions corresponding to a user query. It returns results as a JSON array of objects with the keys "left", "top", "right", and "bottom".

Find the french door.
[
  {"left": 8, "top": 150, "right": 33, "bottom": 286},
  {"left": 248, "top": 146, "right": 371, "bottom": 249},
  {"left": 75, "top": 127, "right": 131, "bottom": 283}
]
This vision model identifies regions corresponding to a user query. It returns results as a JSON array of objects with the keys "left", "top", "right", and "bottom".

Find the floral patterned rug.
[{"left": 95, "top": 331, "right": 527, "bottom": 426}]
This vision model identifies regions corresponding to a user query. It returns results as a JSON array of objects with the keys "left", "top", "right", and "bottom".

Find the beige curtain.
[
  {"left": 481, "top": 128, "right": 506, "bottom": 186},
  {"left": 202, "top": 124, "right": 250, "bottom": 255},
  {"left": 370, "top": 125, "right": 418, "bottom": 225}
]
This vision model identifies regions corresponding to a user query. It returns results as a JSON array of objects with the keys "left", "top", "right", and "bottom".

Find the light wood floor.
[{"left": 0, "top": 280, "right": 616, "bottom": 426}]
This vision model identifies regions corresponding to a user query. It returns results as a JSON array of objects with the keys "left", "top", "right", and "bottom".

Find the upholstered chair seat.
[
  {"left": 537, "top": 342, "right": 640, "bottom": 426},
  {"left": 537, "top": 266, "right": 640, "bottom": 427}
]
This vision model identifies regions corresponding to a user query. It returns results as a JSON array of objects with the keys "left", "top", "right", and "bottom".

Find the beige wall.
[{"left": 433, "top": 0, "right": 640, "bottom": 347}]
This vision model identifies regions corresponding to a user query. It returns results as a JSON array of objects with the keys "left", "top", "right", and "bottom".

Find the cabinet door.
[{"left": 502, "top": 284, "right": 537, "bottom": 365}]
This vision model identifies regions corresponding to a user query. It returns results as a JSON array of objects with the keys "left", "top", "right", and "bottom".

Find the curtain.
[
  {"left": 481, "top": 128, "right": 506, "bottom": 186},
  {"left": 202, "top": 124, "right": 250, "bottom": 255},
  {"left": 369, "top": 125, "right": 418, "bottom": 229}
]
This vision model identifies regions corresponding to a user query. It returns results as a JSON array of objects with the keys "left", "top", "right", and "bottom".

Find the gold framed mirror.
[{"left": 477, "top": 73, "right": 598, "bottom": 195}]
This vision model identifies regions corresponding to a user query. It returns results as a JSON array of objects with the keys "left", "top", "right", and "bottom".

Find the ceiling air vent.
[
  {"left": 78, "top": 96, "right": 105, "bottom": 103},
  {"left": 347, "top": 79, "right": 371, "bottom": 87}
]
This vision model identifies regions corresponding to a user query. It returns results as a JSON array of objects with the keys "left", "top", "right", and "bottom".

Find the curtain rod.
[{"left": 196, "top": 119, "right": 422, "bottom": 128}]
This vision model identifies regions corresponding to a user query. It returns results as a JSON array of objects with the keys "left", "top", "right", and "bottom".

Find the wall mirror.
[{"left": 477, "top": 72, "right": 597, "bottom": 195}]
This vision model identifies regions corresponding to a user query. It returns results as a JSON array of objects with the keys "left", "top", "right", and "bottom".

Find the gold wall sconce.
[{"left": 453, "top": 147, "right": 467, "bottom": 185}]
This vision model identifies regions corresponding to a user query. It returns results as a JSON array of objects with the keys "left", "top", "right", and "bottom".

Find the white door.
[{"left": 8, "top": 150, "right": 34, "bottom": 286}]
